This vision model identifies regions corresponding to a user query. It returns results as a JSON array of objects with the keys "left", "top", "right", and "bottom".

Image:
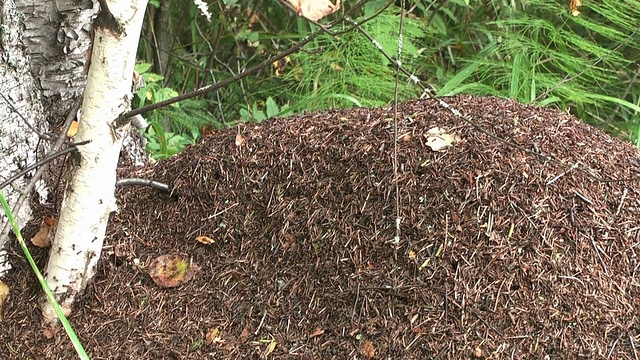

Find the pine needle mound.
[{"left": 4, "top": 95, "right": 639, "bottom": 358}]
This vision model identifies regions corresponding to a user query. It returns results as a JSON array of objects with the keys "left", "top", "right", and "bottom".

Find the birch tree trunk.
[
  {"left": 0, "top": 0, "right": 96, "bottom": 274},
  {"left": 40, "top": 0, "right": 148, "bottom": 322}
]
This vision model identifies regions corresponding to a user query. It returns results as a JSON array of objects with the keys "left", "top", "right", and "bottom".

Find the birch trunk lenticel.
[{"left": 40, "top": 0, "right": 148, "bottom": 323}]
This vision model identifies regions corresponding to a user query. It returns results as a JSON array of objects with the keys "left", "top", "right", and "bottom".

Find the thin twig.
[
  {"left": 0, "top": 93, "right": 52, "bottom": 140},
  {"left": 115, "top": 178, "right": 171, "bottom": 193},
  {"left": 0, "top": 97, "right": 83, "bottom": 254},
  {"left": 255, "top": 310, "right": 267, "bottom": 335},
  {"left": 117, "top": 0, "right": 373, "bottom": 124},
  {"left": 0, "top": 141, "right": 90, "bottom": 190},
  {"left": 391, "top": 1, "right": 406, "bottom": 246},
  {"left": 589, "top": 235, "right": 610, "bottom": 277},
  {"left": 631, "top": 332, "right": 639, "bottom": 360}
]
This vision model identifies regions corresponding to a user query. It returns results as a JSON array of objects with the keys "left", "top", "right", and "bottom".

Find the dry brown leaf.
[
  {"left": 239, "top": 325, "right": 251, "bottom": 338},
  {"left": 282, "top": 233, "right": 295, "bottom": 250},
  {"left": 425, "top": 127, "right": 460, "bottom": 152},
  {"left": 42, "top": 327, "right": 54, "bottom": 339},
  {"left": 147, "top": 254, "right": 200, "bottom": 288},
  {"left": 246, "top": 8, "right": 260, "bottom": 28},
  {"left": 235, "top": 132, "right": 246, "bottom": 146},
  {"left": 473, "top": 346, "right": 483, "bottom": 358},
  {"left": 196, "top": 235, "right": 215, "bottom": 244},
  {"left": 285, "top": 0, "right": 341, "bottom": 21},
  {"left": 360, "top": 339, "right": 375, "bottom": 358},
  {"left": 570, "top": 0, "right": 582, "bottom": 16},
  {"left": 309, "top": 328, "right": 324, "bottom": 338},
  {"left": 0, "top": 280, "right": 8, "bottom": 321},
  {"left": 30, "top": 216, "right": 56, "bottom": 248}
]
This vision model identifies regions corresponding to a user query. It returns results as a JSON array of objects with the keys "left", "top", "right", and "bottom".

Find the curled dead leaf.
[
  {"left": 30, "top": 216, "right": 57, "bottom": 248},
  {"left": 263, "top": 339, "right": 277, "bottom": 358},
  {"left": 147, "top": 254, "right": 200, "bottom": 288},
  {"left": 235, "top": 132, "right": 246, "bottom": 146},
  {"left": 425, "top": 127, "right": 460, "bottom": 152},
  {"left": 42, "top": 327, "right": 55, "bottom": 340},
  {"left": 285, "top": 0, "right": 341, "bottom": 21},
  {"left": 66, "top": 120, "right": 79, "bottom": 138},
  {"left": 309, "top": 328, "right": 324, "bottom": 338},
  {"left": 473, "top": 346, "right": 483, "bottom": 358},
  {"left": 240, "top": 325, "right": 251, "bottom": 338},
  {"left": 570, "top": 0, "right": 582, "bottom": 16},
  {"left": 205, "top": 327, "right": 224, "bottom": 345}
]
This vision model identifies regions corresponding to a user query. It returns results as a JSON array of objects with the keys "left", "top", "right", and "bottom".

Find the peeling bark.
[
  {"left": 15, "top": 0, "right": 97, "bottom": 115},
  {"left": 0, "top": 0, "right": 47, "bottom": 272},
  {"left": 0, "top": 0, "right": 96, "bottom": 275},
  {"left": 40, "top": 0, "right": 148, "bottom": 323}
]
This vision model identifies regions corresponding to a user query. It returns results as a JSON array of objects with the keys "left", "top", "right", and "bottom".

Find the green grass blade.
[{"left": 0, "top": 191, "right": 90, "bottom": 360}]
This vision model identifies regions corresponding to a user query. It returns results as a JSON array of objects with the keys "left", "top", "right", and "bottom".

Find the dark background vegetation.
[{"left": 134, "top": 0, "right": 639, "bottom": 158}]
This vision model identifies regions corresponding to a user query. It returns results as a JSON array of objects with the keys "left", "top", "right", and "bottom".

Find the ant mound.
[
  {"left": 110, "top": 94, "right": 639, "bottom": 358},
  {"left": 7, "top": 94, "right": 638, "bottom": 359}
]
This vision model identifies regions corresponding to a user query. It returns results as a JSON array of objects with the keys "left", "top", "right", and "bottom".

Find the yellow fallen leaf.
[
  {"left": 425, "top": 127, "right": 460, "bottom": 152},
  {"left": 0, "top": 280, "right": 9, "bottom": 321},
  {"left": 206, "top": 327, "right": 224, "bottom": 345},
  {"left": 263, "top": 339, "right": 277, "bottom": 358},
  {"left": 196, "top": 235, "right": 215, "bottom": 244},
  {"left": 570, "top": 0, "right": 582, "bottom": 16},
  {"left": 66, "top": 120, "right": 79, "bottom": 138}
]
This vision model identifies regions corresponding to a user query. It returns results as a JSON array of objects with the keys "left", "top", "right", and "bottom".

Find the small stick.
[
  {"left": 615, "top": 188, "right": 627, "bottom": 216},
  {"left": 115, "top": 178, "right": 170, "bottom": 193},
  {"left": 631, "top": 332, "right": 638, "bottom": 360},
  {"left": 255, "top": 310, "right": 267, "bottom": 335},
  {"left": 589, "top": 236, "right": 610, "bottom": 277},
  {"left": 0, "top": 140, "right": 90, "bottom": 190}
]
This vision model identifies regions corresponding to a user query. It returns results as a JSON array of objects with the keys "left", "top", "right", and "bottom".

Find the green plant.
[
  {"left": 0, "top": 192, "right": 88, "bottom": 359},
  {"left": 136, "top": 0, "right": 640, "bottom": 151},
  {"left": 133, "top": 63, "right": 219, "bottom": 159},
  {"left": 420, "top": 0, "right": 640, "bottom": 143},
  {"left": 239, "top": 96, "right": 291, "bottom": 122},
  {"left": 279, "top": 8, "right": 428, "bottom": 111}
]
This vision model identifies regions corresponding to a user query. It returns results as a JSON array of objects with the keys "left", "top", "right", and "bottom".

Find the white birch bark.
[
  {"left": 40, "top": 0, "right": 148, "bottom": 322},
  {"left": 0, "top": 0, "right": 96, "bottom": 275},
  {"left": 0, "top": 6, "right": 43, "bottom": 272}
]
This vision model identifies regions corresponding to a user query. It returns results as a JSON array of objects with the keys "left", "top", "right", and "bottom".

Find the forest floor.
[{"left": 1, "top": 94, "right": 640, "bottom": 359}]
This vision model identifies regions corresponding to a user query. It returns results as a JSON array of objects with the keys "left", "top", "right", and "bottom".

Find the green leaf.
[
  {"left": 437, "top": 62, "right": 480, "bottom": 96},
  {"left": 135, "top": 63, "right": 152, "bottom": 74},
  {"left": 583, "top": 94, "right": 640, "bottom": 113},
  {"left": 265, "top": 97, "right": 280, "bottom": 118},
  {"left": 0, "top": 192, "right": 89, "bottom": 359}
]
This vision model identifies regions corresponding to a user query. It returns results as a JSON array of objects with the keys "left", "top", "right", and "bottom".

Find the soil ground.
[{"left": 2, "top": 94, "right": 640, "bottom": 359}]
